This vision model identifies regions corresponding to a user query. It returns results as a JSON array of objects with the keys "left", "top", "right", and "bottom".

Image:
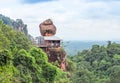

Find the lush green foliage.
[
  {"left": 0, "top": 21, "right": 70, "bottom": 83},
  {"left": 70, "top": 41, "right": 120, "bottom": 83},
  {"left": 2, "top": 15, "right": 120, "bottom": 83}
]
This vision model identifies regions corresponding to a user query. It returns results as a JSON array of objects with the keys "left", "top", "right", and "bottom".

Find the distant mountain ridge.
[{"left": 63, "top": 41, "right": 120, "bottom": 55}]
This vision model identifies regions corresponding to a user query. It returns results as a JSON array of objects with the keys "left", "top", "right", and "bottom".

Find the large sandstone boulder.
[{"left": 39, "top": 19, "right": 56, "bottom": 36}]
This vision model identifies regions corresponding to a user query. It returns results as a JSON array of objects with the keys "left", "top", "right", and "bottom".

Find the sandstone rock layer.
[{"left": 39, "top": 19, "right": 56, "bottom": 36}]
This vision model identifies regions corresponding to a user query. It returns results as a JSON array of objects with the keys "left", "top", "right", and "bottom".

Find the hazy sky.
[{"left": 0, "top": 0, "right": 120, "bottom": 41}]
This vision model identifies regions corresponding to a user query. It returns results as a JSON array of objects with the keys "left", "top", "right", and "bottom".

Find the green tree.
[
  {"left": 73, "top": 69, "right": 96, "bottom": 83},
  {"left": 109, "top": 71, "right": 120, "bottom": 83},
  {"left": 107, "top": 42, "right": 120, "bottom": 57},
  {"left": 0, "top": 49, "right": 18, "bottom": 83},
  {"left": 70, "top": 42, "right": 120, "bottom": 83},
  {"left": 112, "top": 54, "right": 120, "bottom": 65},
  {"left": 13, "top": 49, "right": 42, "bottom": 83}
]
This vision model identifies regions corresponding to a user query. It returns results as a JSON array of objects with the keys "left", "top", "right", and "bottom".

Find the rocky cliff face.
[
  {"left": 48, "top": 47, "right": 67, "bottom": 71},
  {"left": 0, "top": 14, "right": 28, "bottom": 35}
]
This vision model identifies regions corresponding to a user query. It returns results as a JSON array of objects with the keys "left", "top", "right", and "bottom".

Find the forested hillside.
[
  {"left": 69, "top": 41, "right": 120, "bottom": 83},
  {"left": 0, "top": 21, "right": 72, "bottom": 83},
  {"left": 0, "top": 14, "right": 28, "bottom": 36},
  {"left": 1, "top": 14, "right": 120, "bottom": 83}
]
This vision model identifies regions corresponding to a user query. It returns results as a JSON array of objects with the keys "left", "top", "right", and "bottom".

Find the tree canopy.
[
  {"left": 0, "top": 20, "right": 71, "bottom": 83},
  {"left": 70, "top": 42, "right": 120, "bottom": 83}
]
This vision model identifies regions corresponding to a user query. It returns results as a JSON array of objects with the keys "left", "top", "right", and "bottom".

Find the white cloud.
[{"left": 0, "top": 0, "right": 120, "bottom": 41}]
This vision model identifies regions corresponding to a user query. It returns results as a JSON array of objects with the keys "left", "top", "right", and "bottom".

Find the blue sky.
[
  {"left": 0, "top": 0, "right": 120, "bottom": 41},
  {"left": 23, "top": 0, "right": 54, "bottom": 4},
  {"left": 82, "top": 0, "right": 120, "bottom": 2}
]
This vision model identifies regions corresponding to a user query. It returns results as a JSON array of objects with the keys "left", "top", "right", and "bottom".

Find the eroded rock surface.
[
  {"left": 39, "top": 19, "right": 56, "bottom": 36},
  {"left": 48, "top": 47, "right": 67, "bottom": 71}
]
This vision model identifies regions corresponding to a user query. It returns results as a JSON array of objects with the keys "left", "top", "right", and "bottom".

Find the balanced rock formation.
[
  {"left": 39, "top": 19, "right": 56, "bottom": 36},
  {"left": 38, "top": 19, "right": 67, "bottom": 71}
]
